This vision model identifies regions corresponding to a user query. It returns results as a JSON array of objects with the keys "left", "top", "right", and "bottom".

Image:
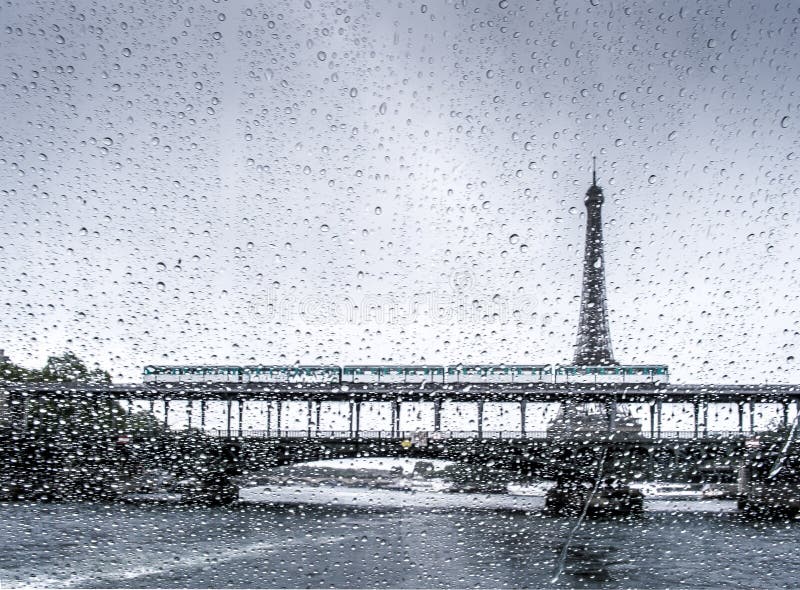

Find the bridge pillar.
[
  {"left": 164, "top": 399, "right": 170, "bottom": 431},
  {"left": 307, "top": 400, "right": 313, "bottom": 437},
  {"left": 737, "top": 401, "right": 745, "bottom": 434},
  {"left": 315, "top": 401, "right": 322, "bottom": 436},
  {"left": 238, "top": 399, "right": 244, "bottom": 437},
  {"left": 702, "top": 398, "right": 708, "bottom": 436},
  {"left": 390, "top": 400, "right": 399, "bottom": 437},
  {"left": 748, "top": 399, "right": 755, "bottom": 434},
  {"left": 782, "top": 401, "right": 789, "bottom": 429},
  {"left": 276, "top": 401, "right": 282, "bottom": 435},
  {"left": 355, "top": 402, "right": 361, "bottom": 438},
  {"left": 187, "top": 400, "right": 192, "bottom": 430},
  {"left": 693, "top": 400, "right": 700, "bottom": 438},
  {"left": 656, "top": 400, "right": 662, "bottom": 438},
  {"left": 434, "top": 399, "right": 441, "bottom": 432},
  {"left": 226, "top": 399, "right": 232, "bottom": 438},
  {"left": 649, "top": 403, "right": 655, "bottom": 438},
  {"left": 348, "top": 401, "right": 354, "bottom": 437},
  {"left": 520, "top": 400, "right": 527, "bottom": 436},
  {"left": 477, "top": 400, "right": 484, "bottom": 439}
]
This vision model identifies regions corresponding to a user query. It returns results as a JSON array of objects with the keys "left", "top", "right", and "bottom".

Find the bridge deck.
[{"left": 4, "top": 382, "right": 800, "bottom": 402}]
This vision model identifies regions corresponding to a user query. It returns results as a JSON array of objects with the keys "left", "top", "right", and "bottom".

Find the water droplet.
[
  {"left": 420, "top": 4, "right": 427, "bottom": 13},
  {"left": 349, "top": 87, "right": 358, "bottom": 98},
  {"left": 780, "top": 116, "right": 789, "bottom": 128},
  {"left": 379, "top": 102, "right": 387, "bottom": 115},
  {"left": 568, "top": 206, "right": 577, "bottom": 215},
  {"left": 317, "top": 51, "right": 327, "bottom": 61},
  {"left": 707, "top": 39, "right": 716, "bottom": 48},
  {"left": 79, "top": 227, "right": 88, "bottom": 236},
  {"left": 667, "top": 130, "right": 677, "bottom": 141},
  {"left": 303, "top": 165, "right": 311, "bottom": 174},
  {"left": 246, "top": 242, "right": 254, "bottom": 250},
  {"left": 156, "top": 262, "right": 167, "bottom": 271},
  {"left": 486, "top": 69, "right": 495, "bottom": 79},
  {"left": 648, "top": 174, "right": 656, "bottom": 184},
  {"left": 509, "top": 234, "right": 520, "bottom": 244},
  {"left": 320, "top": 224, "right": 329, "bottom": 232},
  {"left": 499, "top": 0, "right": 509, "bottom": 8},
  {"left": 374, "top": 206, "right": 382, "bottom": 215},
  {"left": 156, "top": 281, "right": 166, "bottom": 291},
  {"left": 55, "top": 34, "right": 65, "bottom": 44},
  {"left": 212, "top": 31, "right": 222, "bottom": 40},
  {"left": 38, "top": 153, "right": 47, "bottom": 161},
  {"left": 122, "top": 47, "right": 131, "bottom": 57}
]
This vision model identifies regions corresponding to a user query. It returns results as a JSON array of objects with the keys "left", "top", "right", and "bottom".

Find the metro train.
[{"left": 142, "top": 364, "right": 669, "bottom": 385}]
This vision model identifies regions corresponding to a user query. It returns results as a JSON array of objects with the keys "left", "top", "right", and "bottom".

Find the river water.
[{"left": 1, "top": 490, "right": 798, "bottom": 588}]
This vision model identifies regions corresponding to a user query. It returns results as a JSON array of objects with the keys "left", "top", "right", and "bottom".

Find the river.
[{"left": 1, "top": 490, "right": 798, "bottom": 588}]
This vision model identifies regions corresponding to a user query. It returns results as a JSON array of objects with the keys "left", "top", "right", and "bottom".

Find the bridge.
[{"left": 4, "top": 381, "right": 800, "bottom": 439}]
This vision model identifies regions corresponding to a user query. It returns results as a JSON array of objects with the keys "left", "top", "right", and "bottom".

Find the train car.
[
  {"left": 554, "top": 365, "right": 669, "bottom": 384},
  {"left": 508, "top": 365, "right": 552, "bottom": 383},
  {"left": 446, "top": 365, "right": 510, "bottom": 383},
  {"left": 402, "top": 366, "right": 445, "bottom": 384},
  {"left": 143, "top": 365, "right": 243, "bottom": 383},
  {"left": 288, "top": 365, "right": 341, "bottom": 383},
  {"left": 341, "top": 365, "right": 445, "bottom": 384}
]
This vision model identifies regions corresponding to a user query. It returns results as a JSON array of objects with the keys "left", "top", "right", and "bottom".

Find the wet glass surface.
[{"left": 1, "top": 501, "right": 798, "bottom": 589}]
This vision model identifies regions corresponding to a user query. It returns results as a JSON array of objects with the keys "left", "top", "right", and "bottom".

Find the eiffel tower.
[{"left": 573, "top": 157, "right": 617, "bottom": 366}]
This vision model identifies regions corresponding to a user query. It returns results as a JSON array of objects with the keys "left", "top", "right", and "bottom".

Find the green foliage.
[
  {"left": 0, "top": 350, "right": 111, "bottom": 384},
  {"left": 41, "top": 351, "right": 111, "bottom": 384}
]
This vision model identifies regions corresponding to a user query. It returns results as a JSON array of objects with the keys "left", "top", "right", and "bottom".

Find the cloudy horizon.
[{"left": 2, "top": 0, "right": 799, "bottom": 383}]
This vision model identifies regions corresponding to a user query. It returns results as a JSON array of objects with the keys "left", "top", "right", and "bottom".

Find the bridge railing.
[{"left": 212, "top": 429, "right": 755, "bottom": 440}]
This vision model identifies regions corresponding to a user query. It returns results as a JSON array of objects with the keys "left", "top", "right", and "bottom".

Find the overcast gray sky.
[{"left": 1, "top": 0, "right": 799, "bottom": 383}]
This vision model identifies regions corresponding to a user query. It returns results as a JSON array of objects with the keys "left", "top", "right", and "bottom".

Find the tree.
[{"left": 40, "top": 351, "right": 111, "bottom": 384}]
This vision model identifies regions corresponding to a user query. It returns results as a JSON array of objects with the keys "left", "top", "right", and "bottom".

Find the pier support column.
[
  {"left": 649, "top": 403, "right": 655, "bottom": 438},
  {"left": 693, "top": 400, "right": 700, "bottom": 438},
  {"left": 266, "top": 402, "right": 272, "bottom": 436},
  {"left": 737, "top": 401, "right": 745, "bottom": 435},
  {"left": 226, "top": 399, "right": 232, "bottom": 438},
  {"left": 354, "top": 402, "right": 361, "bottom": 438},
  {"left": 187, "top": 400, "right": 192, "bottom": 431},
  {"left": 163, "top": 399, "right": 170, "bottom": 431},
  {"left": 433, "top": 399, "right": 442, "bottom": 432},
  {"left": 656, "top": 400, "right": 662, "bottom": 438},
  {"left": 276, "top": 401, "right": 282, "bottom": 436},
  {"left": 348, "top": 401, "right": 354, "bottom": 438},
  {"left": 238, "top": 399, "right": 244, "bottom": 437},
  {"left": 477, "top": 400, "right": 484, "bottom": 439},
  {"left": 520, "top": 400, "right": 527, "bottom": 436},
  {"left": 201, "top": 400, "right": 206, "bottom": 431},
  {"left": 390, "top": 400, "right": 398, "bottom": 437},
  {"left": 702, "top": 398, "right": 708, "bottom": 437},
  {"left": 307, "top": 400, "right": 313, "bottom": 438},
  {"left": 315, "top": 401, "right": 322, "bottom": 436},
  {"left": 748, "top": 400, "right": 755, "bottom": 434},
  {"left": 782, "top": 401, "right": 789, "bottom": 429}
]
